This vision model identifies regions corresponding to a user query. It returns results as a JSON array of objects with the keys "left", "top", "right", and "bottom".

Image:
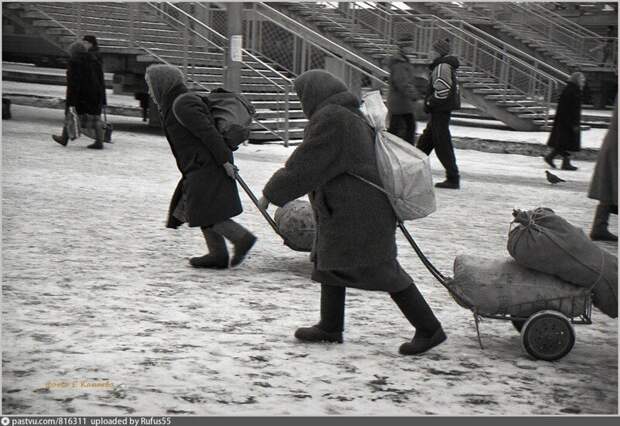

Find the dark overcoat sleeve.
[
  {"left": 391, "top": 61, "right": 417, "bottom": 100},
  {"left": 173, "top": 94, "right": 232, "bottom": 165},
  {"left": 263, "top": 107, "right": 352, "bottom": 207}
]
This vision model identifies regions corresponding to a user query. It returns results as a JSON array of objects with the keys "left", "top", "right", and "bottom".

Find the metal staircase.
[
  {"left": 274, "top": 1, "right": 569, "bottom": 131},
  {"left": 2, "top": 1, "right": 302, "bottom": 144}
]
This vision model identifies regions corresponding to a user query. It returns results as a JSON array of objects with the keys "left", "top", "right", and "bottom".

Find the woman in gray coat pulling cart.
[{"left": 258, "top": 70, "right": 446, "bottom": 355}]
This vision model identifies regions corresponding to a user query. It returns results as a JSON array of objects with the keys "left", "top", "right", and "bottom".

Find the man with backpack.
[
  {"left": 416, "top": 37, "right": 461, "bottom": 189},
  {"left": 144, "top": 64, "right": 256, "bottom": 269}
]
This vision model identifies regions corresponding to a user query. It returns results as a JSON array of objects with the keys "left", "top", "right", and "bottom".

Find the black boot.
[
  {"left": 212, "top": 220, "right": 256, "bottom": 267},
  {"left": 190, "top": 227, "right": 229, "bottom": 268},
  {"left": 434, "top": 178, "right": 460, "bottom": 189},
  {"left": 52, "top": 127, "right": 68, "bottom": 146},
  {"left": 561, "top": 154, "right": 577, "bottom": 171},
  {"left": 590, "top": 203, "right": 618, "bottom": 241},
  {"left": 87, "top": 119, "right": 105, "bottom": 149},
  {"left": 391, "top": 284, "right": 445, "bottom": 355},
  {"left": 544, "top": 150, "right": 557, "bottom": 169},
  {"left": 295, "top": 284, "right": 344, "bottom": 343}
]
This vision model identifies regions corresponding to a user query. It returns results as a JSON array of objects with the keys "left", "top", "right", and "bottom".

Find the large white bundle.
[{"left": 359, "top": 91, "right": 436, "bottom": 221}]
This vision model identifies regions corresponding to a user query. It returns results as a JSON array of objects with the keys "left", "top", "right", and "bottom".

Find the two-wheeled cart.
[{"left": 236, "top": 173, "right": 593, "bottom": 361}]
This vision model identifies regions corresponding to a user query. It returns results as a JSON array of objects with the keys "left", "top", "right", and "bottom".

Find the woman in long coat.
[
  {"left": 259, "top": 70, "right": 445, "bottom": 356},
  {"left": 52, "top": 39, "right": 107, "bottom": 149},
  {"left": 588, "top": 100, "right": 618, "bottom": 241},
  {"left": 544, "top": 72, "right": 586, "bottom": 170},
  {"left": 145, "top": 64, "right": 256, "bottom": 268}
]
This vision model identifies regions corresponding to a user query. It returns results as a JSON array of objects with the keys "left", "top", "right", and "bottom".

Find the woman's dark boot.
[
  {"left": 590, "top": 203, "right": 618, "bottom": 241},
  {"left": 295, "top": 284, "right": 344, "bottom": 343},
  {"left": 391, "top": 284, "right": 446, "bottom": 355},
  {"left": 87, "top": 120, "right": 105, "bottom": 150},
  {"left": 52, "top": 127, "right": 69, "bottom": 146},
  {"left": 561, "top": 154, "right": 578, "bottom": 171},
  {"left": 190, "top": 227, "right": 229, "bottom": 268},
  {"left": 212, "top": 220, "right": 256, "bottom": 267},
  {"left": 544, "top": 150, "right": 557, "bottom": 169}
]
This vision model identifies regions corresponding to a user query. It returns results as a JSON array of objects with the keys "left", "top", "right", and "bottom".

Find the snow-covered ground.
[{"left": 2, "top": 105, "right": 618, "bottom": 415}]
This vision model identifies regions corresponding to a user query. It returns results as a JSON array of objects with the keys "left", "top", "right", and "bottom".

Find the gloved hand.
[
  {"left": 222, "top": 162, "right": 237, "bottom": 179},
  {"left": 257, "top": 196, "right": 270, "bottom": 211}
]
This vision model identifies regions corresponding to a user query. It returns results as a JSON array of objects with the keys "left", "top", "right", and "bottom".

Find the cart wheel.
[
  {"left": 521, "top": 310, "right": 575, "bottom": 361},
  {"left": 511, "top": 319, "right": 525, "bottom": 332}
]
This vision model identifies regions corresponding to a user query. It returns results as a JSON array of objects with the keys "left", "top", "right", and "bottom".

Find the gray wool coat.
[{"left": 263, "top": 70, "right": 398, "bottom": 274}]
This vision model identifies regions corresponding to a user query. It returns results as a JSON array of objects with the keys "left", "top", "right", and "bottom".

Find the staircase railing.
[
  {"left": 346, "top": 2, "right": 568, "bottom": 126},
  {"left": 503, "top": 3, "right": 613, "bottom": 66},
  {"left": 251, "top": 2, "right": 388, "bottom": 89}
]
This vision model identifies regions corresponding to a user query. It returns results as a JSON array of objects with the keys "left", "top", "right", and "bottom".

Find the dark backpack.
[{"left": 173, "top": 88, "right": 256, "bottom": 150}]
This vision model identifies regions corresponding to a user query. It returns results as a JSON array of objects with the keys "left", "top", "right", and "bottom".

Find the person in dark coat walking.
[
  {"left": 144, "top": 64, "right": 256, "bottom": 269},
  {"left": 544, "top": 72, "right": 586, "bottom": 171},
  {"left": 258, "top": 70, "right": 446, "bottom": 356},
  {"left": 588, "top": 99, "right": 618, "bottom": 241},
  {"left": 386, "top": 34, "right": 419, "bottom": 144},
  {"left": 52, "top": 38, "right": 107, "bottom": 149},
  {"left": 416, "top": 38, "right": 461, "bottom": 189}
]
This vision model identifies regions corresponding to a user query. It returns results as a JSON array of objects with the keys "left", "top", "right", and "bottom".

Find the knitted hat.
[
  {"left": 145, "top": 64, "right": 186, "bottom": 106},
  {"left": 432, "top": 38, "right": 451, "bottom": 56},
  {"left": 294, "top": 69, "right": 349, "bottom": 118},
  {"left": 82, "top": 35, "right": 99, "bottom": 50}
]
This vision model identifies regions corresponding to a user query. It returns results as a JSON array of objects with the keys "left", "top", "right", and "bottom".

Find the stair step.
[{"left": 250, "top": 128, "right": 305, "bottom": 141}]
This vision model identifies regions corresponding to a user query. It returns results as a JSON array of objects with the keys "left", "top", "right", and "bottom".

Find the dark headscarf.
[{"left": 293, "top": 70, "right": 349, "bottom": 118}]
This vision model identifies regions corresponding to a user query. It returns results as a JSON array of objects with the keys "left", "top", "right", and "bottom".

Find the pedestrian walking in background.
[
  {"left": 52, "top": 37, "right": 107, "bottom": 149},
  {"left": 258, "top": 70, "right": 446, "bottom": 356},
  {"left": 416, "top": 38, "right": 461, "bottom": 189},
  {"left": 386, "top": 34, "right": 419, "bottom": 144},
  {"left": 588, "top": 99, "right": 618, "bottom": 241},
  {"left": 144, "top": 64, "right": 256, "bottom": 269},
  {"left": 544, "top": 72, "right": 586, "bottom": 171}
]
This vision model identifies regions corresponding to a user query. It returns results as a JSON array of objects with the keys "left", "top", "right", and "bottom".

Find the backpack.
[
  {"left": 173, "top": 88, "right": 256, "bottom": 150},
  {"left": 352, "top": 90, "right": 436, "bottom": 221}
]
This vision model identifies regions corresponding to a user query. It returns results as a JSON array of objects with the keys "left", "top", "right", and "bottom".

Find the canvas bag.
[
  {"left": 80, "top": 107, "right": 112, "bottom": 143},
  {"left": 173, "top": 88, "right": 256, "bottom": 150},
  {"left": 507, "top": 207, "right": 617, "bottom": 318},
  {"left": 65, "top": 107, "right": 80, "bottom": 140},
  {"left": 355, "top": 90, "right": 436, "bottom": 221}
]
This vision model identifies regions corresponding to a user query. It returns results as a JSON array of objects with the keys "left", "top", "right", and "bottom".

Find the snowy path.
[{"left": 2, "top": 105, "right": 617, "bottom": 415}]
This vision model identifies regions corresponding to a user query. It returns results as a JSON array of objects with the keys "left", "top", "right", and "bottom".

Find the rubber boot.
[
  {"left": 212, "top": 219, "right": 257, "bottom": 267},
  {"left": 590, "top": 203, "right": 618, "bottom": 241},
  {"left": 189, "top": 227, "right": 230, "bottom": 268},
  {"left": 52, "top": 127, "right": 69, "bottom": 146},
  {"left": 561, "top": 154, "right": 578, "bottom": 171},
  {"left": 295, "top": 284, "right": 344, "bottom": 343},
  {"left": 391, "top": 284, "right": 446, "bottom": 355}
]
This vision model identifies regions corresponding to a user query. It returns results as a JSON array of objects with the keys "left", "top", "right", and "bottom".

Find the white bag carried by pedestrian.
[{"left": 355, "top": 90, "right": 436, "bottom": 221}]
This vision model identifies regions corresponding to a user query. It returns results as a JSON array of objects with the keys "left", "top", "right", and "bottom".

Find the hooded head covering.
[
  {"left": 82, "top": 35, "right": 99, "bottom": 51},
  {"left": 145, "top": 64, "right": 186, "bottom": 107},
  {"left": 294, "top": 70, "right": 349, "bottom": 118},
  {"left": 432, "top": 38, "right": 451, "bottom": 56},
  {"left": 67, "top": 41, "right": 87, "bottom": 59}
]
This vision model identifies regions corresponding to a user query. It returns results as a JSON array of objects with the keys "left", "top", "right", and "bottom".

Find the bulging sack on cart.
[
  {"left": 274, "top": 199, "right": 315, "bottom": 252},
  {"left": 359, "top": 90, "right": 436, "bottom": 221},
  {"left": 451, "top": 255, "right": 587, "bottom": 317},
  {"left": 507, "top": 207, "right": 617, "bottom": 318}
]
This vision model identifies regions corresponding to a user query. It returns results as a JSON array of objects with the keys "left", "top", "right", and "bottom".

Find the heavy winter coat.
[
  {"left": 387, "top": 52, "right": 418, "bottom": 114},
  {"left": 263, "top": 70, "right": 398, "bottom": 273},
  {"left": 158, "top": 84, "right": 242, "bottom": 228},
  {"left": 547, "top": 82, "right": 582, "bottom": 152},
  {"left": 66, "top": 52, "right": 106, "bottom": 115},
  {"left": 425, "top": 55, "right": 460, "bottom": 113},
  {"left": 589, "top": 102, "right": 618, "bottom": 206}
]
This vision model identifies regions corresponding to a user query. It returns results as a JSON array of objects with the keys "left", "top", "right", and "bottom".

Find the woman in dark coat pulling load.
[
  {"left": 145, "top": 65, "right": 256, "bottom": 268},
  {"left": 544, "top": 72, "right": 586, "bottom": 171},
  {"left": 258, "top": 70, "right": 445, "bottom": 355}
]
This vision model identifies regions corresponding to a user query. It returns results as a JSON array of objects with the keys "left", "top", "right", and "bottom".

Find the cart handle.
[{"left": 234, "top": 170, "right": 282, "bottom": 238}]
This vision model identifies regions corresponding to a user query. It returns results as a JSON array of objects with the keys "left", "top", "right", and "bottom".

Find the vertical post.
[{"left": 225, "top": 2, "right": 243, "bottom": 93}]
